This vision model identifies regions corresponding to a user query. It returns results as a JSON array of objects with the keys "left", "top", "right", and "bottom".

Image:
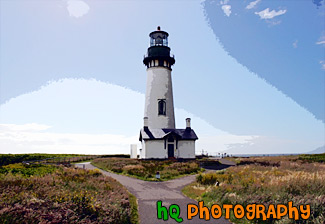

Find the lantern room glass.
[{"left": 150, "top": 33, "right": 168, "bottom": 47}]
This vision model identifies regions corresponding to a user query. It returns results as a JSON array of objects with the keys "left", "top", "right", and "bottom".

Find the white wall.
[
  {"left": 130, "top": 144, "right": 137, "bottom": 158},
  {"left": 145, "top": 140, "right": 167, "bottom": 159},
  {"left": 140, "top": 140, "right": 146, "bottom": 159},
  {"left": 140, "top": 139, "right": 196, "bottom": 159},
  {"left": 178, "top": 140, "right": 195, "bottom": 159},
  {"left": 140, "top": 140, "right": 167, "bottom": 159},
  {"left": 144, "top": 67, "right": 175, "bottom": 129}
]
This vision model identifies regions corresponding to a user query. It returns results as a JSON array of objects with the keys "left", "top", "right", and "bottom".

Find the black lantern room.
[{"left": 143, "top": 26, "right": 175, "bottom": 69}]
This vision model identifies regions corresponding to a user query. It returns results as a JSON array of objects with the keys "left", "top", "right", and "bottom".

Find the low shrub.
[
  {"left": 0, "top": 163, "right": 57, "bottom": 177},
  {"left": 123, "top": 165, "right": 146, "bottom": 176},
  {"left": 184, "top": 156, "right": 325, "bottom": 224},
  {"left": 92, "top": 158, "right": 202, "bottom": 181},
  {"left": 196, "top": 172, "right": 218, "bottom": 185},
  {"left": 298, "top": 153, "right": 325, "bottom": 163},
  {"left": 0, "top": 154, "right": 98, "bottom": 166},
  {"left": 0, "top": 166, "right": 135, "bottom": 223}
]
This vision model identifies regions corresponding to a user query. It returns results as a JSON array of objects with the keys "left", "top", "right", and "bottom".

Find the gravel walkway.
[{"left": 75, "top": 161, "right": 233, "bottom": 224}]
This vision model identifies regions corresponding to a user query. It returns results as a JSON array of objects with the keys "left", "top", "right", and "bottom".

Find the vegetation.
[
  {"left": 298, "top": 153, "right": 325, "bottom": 163},
  {"left": 183, "top": 155, "right": 325, "bottom": 224},
  {"left": 0, "top": 163, "right": 138, "bottom": 223},
  {"left": 225, "top": 153, "right": 325, "bottom": 165},
  {"left": 92, "top": 158, "right": 203, "bottom": 181},
  {"left": 0, "top": 163, "right": 57, "bottom": 177},
  {"left": 0, "top": 153, "right": 101, "bottom": 166},
  {"left": 128, "top": 193, "right": 139, "bottom": 224}
]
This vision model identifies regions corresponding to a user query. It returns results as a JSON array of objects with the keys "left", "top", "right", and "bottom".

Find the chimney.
[
  {"left": 186, "top": 118, "right": 191, "bottom": 130},
  {"left": 144, "top": 117, "right": 149, "bottom": 128}
]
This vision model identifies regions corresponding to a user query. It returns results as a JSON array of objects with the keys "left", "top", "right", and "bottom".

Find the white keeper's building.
[{"left": 139, "top": 27, "right": 198, "bottom": 159}]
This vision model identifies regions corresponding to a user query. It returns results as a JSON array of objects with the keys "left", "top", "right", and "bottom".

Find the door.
[{"left": 168, "top": 144, "right": 174, "bottom": 158}]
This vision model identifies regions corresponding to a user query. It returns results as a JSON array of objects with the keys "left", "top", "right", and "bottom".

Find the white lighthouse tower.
[
  {"left": 139, "top": 27, "right": 198, "bottom": 159},
  {"left": 143, "top": 26, "right": 176, "bottom": 129}
]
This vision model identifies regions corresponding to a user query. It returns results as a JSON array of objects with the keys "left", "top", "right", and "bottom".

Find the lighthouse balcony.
[
  {"left": 143, "top": 46, "right": 175, "bottom": 68},
  {"left": 144, "top": 53, "right": 174, "bottom": 60},
  {"left": 146, "top": 45, "right": 173, "bottom": 57},
  {"left": 144, "top": 52, "right": 175, "bottom": 59},
  {"left": 143, "top": 56, "right": 175, "bottom": 69}
]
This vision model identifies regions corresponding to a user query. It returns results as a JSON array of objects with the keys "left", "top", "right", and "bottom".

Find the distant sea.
[
  {"left": 231, "top": 153, "right": 301, "bottom": 157},
  {"left": 210, "top": 153, "right": 302, "bottom": 158}
]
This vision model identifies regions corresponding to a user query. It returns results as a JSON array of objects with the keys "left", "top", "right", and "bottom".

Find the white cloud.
[
  {"left": 255, "top": 8, "right": 287, "bottom": 19},
  {"left": 222, "top": 5, "right": 232, "bottom": 17},
  {"left": 0, "top": 123, "right": 51, "bottom": 132},
  {"left": 220, "top": 0, "right": 229, "bottom": 4},
  {"left": 0, "top": 123, "right": 138, "bottom": 154},
  {"left": 224, "top": 136, "right": 325, "bottom": 155},
  {"left": 175, "top": 109, "right": 258, "bottom": 154},
  {"left": 292, "top": 40, "right": 298, "bottom": 48},
  {"left": 246, "top": 0, "right": 261, "bottom": 10},
  {"left": 66, "top": 0, "right": 90, "bottom": 18},
  {"left": 316, "top": 33, "right": 325, "bottom": 45},
  {"left": 0, "top": 78, "right": 259, "bottom": 155},
  {"left": 0, "top": 78, "right": 322, "bottom": 155},
  {"left": 0, "top": 122, "right": 258, "bottom": 155},
  {"left": 196, "top": 134, "right": 258, "bottom": 155},
  {"left": 320, "top": 60, "right": 325, "bottom": 70},
  {"left": 219, "top": 0, "right": 231, "bottom": 17},
  {"left": 266, "top": 20, "right": 282, "bottom": 26}
]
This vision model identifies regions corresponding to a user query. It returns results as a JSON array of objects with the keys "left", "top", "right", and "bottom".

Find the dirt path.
[{"left": 75, "top": 162, "right": 232, "bottom": 224}]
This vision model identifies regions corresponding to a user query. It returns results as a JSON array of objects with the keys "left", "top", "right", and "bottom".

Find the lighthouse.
[
  {"left": 143, "top": 26, "right": 176, "bottom": 129},
  {"left": 139, "top": 27, "right": 198, "bottom": 159}
]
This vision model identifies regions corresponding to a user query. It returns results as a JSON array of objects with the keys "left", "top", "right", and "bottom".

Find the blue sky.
[
  {"left": 204, "top": 0, "right": 325, "bottom": 121},
  {"left": 0, "top": 0, "right": 324, "bottom": 155}
]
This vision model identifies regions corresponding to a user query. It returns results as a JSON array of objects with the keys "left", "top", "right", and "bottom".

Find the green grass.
[
  {"left": 182, "top": 155, "right": 325, "bottom": 224},
  {"left": 298, "top": 153, "right": 325, "bottom": 163},
  {"left": 0, "top": 164, "right": 138, "bottom": 223},
  {"left": 0, "top": 163, "right": 57, "bottom": 177},
  {"left": 129, "top": 193, "right": 139, "bottom": 224},
  {"left": 91, "top": 158, "right": 204, "bottom": 181}
]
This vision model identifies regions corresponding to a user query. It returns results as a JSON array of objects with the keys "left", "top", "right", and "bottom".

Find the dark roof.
[{"left": 139, "top": 128, "right": 198, "bottom": 141}]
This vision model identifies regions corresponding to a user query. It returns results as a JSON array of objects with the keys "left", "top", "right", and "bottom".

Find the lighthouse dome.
[{"left": 143, "top": 26, "right": 175, "bottom": 69}]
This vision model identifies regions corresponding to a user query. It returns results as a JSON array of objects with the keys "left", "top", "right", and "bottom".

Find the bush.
[
  {"left": 92, "top": 158, "right": 202, "bottom": 181},
  {"left": 185, "top": 156, "right": 325, "bottom": 224},
  {"left": 123, "top": 165, "right": 146, "bottom": 176},
  {"left": 0, "top": 154, "right": 101, "bottom": 166},
  {"left": 0, "top": 166, "right": 135, "bottom": 223},
  {"left": 196, "top": 172, "right": 218, "bottom": 185},
  {"left": 298, "top": 153, "right": 325, "bottom": 163},
  {"left": 88, "top": 169, "right": 102, "bottom": 177},
  {"left": 0, "top": 163, "right": 57, "bottom": 177}
]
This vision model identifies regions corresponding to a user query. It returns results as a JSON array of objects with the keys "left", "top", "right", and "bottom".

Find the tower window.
[{"left": 158, "top": 99, "right": 166, "bottom": 115}]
